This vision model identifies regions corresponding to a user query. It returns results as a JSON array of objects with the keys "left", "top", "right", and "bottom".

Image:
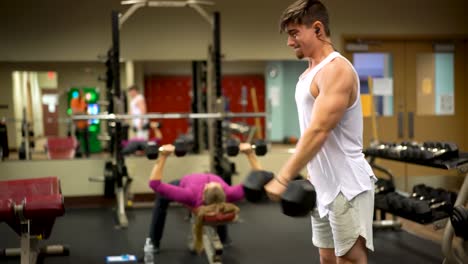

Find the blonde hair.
[
  {"left": 203, "top": 184, "right": 226, "bottom": 204},
  {"left": 192, "top": 185, "right": 239, "bottom": 254}
]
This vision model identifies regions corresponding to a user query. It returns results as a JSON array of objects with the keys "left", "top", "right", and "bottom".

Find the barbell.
[
  {"left": 70, "top": 112, "right": 266, "bottom": 121},
  {"left": 2, "top": 111, "right": 266, "bottom": 125}
]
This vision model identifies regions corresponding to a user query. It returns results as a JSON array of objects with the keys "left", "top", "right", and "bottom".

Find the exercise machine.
[{"left": 0, "top": 177, "right": 69, "bottom": 263}]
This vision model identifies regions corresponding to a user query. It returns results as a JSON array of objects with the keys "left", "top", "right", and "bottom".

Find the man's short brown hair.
[
  {"left": 127, "top": 85, "right": 138, "bottom": 92},
  {"left": 279, "top": 0, "right": 331, "bottom": 36}
]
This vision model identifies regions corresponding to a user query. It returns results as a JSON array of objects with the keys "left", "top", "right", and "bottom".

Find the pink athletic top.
[{"left": 149, "top": 173, "right": 244, "bottom": 208}]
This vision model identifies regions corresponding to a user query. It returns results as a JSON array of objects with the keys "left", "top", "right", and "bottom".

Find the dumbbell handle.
[
  {"left": 430, "top": 200, "right": 448, "bottom": 209},
  {"left": 413, "top": 194, "right": 441, "bottom": 204},
  {"left": 89, "top": 176, "right": 106, "bottom": 182}
]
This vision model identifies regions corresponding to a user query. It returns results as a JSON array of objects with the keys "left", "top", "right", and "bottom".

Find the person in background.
[
  {"left": 70, "top": 90, "right": 90, "bottom": 158},
  {"left": 127, "top": 85, "right": 149, "bottom": 140},
  {"left": 146, "top": 143, "right": 262, "bottom": 254}
]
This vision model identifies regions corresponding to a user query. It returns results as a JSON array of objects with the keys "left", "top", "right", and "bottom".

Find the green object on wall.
[{"left": 68, "top": 87, "right": 102, "bottom": 153}]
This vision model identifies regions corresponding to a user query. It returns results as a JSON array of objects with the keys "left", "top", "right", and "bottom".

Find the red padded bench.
[
  {"left": 191, "top": 208, "right": 238, "bottom": 225},
  {"left": 45, "top": 137, "right": 77, "bottom": 159},
  {"left": 0, "top": 177, "right": 69, "bottom": 263},
  {"left": 189, "top": 208, "right": 239, "bottom": 264}
]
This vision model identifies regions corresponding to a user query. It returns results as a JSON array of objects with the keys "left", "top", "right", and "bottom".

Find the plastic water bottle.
[{"left": 143, "top": 238, "right": 154, "bottom": 264}]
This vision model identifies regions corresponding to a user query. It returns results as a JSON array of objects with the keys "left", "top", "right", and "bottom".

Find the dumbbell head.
[
  {"left": 173, "top": 138, "right": 187, "bottom": 157},
  {"left": 386, "top": 192, "right": 404, "bottom": 211},
  {"left": 145, "top": 141, "right": 160, "bottom": 160},
  {"left": 413, "top": 184, "right": 429, "bottom": 197},
  {"left": 443, "top": 142, "right": 458, "bottom": 152},
  {"left": 243, "top": 170, "right": 274, "bottom": 203},
  {"left": 451, "top": 206, "right": 468, "bottom": 240},
  {"left": 401, "top": 198, "right": 416, "bottom": 215},
  {"left": 412, "top": 200, "right": 431, "bottom": 215},
  {"left": 375, "top": 178, "right": 395, "bottom": 195},
  {"left": 226, "top": 138, "right": 240, "bottom": 156},
  {"left": 281, "top": 179, "right": 316, "bottom": 217},
  {"left": 252, "top": 139, "right": 267, "bottom": 156},
  {"left": 423, "top": 141, "right": 436, "bottom": 149}
]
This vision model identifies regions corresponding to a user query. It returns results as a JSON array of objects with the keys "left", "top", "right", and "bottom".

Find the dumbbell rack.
[
  {"left": 368, "top": 156, "right": 402, "bottom": 230},
  {"left": 365, "top": 149, "right": 468, "bottom": 264}
]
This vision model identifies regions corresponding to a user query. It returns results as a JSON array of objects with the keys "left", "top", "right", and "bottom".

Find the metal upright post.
[
  {"left": 211, "top": 12, "right": 233, "bottom": 184},
  {"left": 111, "top": 10, "right": 128, "bottom": 228}
]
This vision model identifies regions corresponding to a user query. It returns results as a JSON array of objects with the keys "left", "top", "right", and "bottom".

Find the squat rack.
[{"left": 102, "top": 0, "right": 251, "bottom": 228}]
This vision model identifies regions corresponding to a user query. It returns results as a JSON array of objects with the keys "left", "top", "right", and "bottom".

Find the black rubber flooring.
[{"left": 0, "top": 201, "right": 444, "bottom": 263}]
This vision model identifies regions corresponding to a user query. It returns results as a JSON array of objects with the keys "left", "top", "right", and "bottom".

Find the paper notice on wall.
[
  {"left": 438, "top": 94, "right": 454, "bottom": 115},
  {"left": 270, "top": 86, "right": 280, "bottom": 107},
  {"left": 372, "top": 78, "right": 393, "bottom": 96},
  {"left": 360, "top": 94, "right": 372, "bottom": 117}
]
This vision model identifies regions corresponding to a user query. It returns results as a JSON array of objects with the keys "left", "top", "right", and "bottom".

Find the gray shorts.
[{"left": 311, "top": 190, "right": 374, "bottom": 257}]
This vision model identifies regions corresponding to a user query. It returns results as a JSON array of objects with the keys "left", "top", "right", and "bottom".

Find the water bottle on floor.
[{"left": 143, "top": 238, "right": 154, "bottom": 264}]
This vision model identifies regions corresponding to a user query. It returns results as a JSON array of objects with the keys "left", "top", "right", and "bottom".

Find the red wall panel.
[
  {"left": 222, "top": 75, "right": 265, "bottom": 139},
  {"left": 145, "top": 76, "right": 192, "bottom": 144},
  {"left": 144, "top": 74, "right": 265, "bottom": 144}
]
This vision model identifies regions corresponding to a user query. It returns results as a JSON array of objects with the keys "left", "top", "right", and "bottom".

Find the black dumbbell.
[
  {"left": 374, "top": 178, "right": 395, "bottom": 195},
  {"left": 242, "top": 170, "right": 316, "bottom": 217},
  {"left": 412, "top": 185, "right": 456, "bottom": 206},
  {"left": 451, "top": 206, "right": 468, "bottom": 240},
  {"left": 145, "top": 139, "right": 188, "bottom": 160},
  {"left": 243, "top": 170, "right": 274, "bottom": 202},
  {"left": 410, "top": 197, "right": 451, "bottom": 221},
  {"left": 225, "top": 138, "right": 268, "bottom": 157},
  {"left": 442, "top": 142, "right": 458, "bottom": 152},
  {"left": 423, "top": 141, "right": 436, "bottom": 149},
  {"left": 410, "top": 200, "right": 433, "bottom": 222},
  {"left": 386, "top": 192, "right": 405, "bottom": 212},
  {"left": 281, "top": 179, "right": 316, "bottom": 217}
]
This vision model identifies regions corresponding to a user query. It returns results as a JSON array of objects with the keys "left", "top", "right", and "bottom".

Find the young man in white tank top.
[
  {"left": 265, "top": 1, "right": 377, "bottom": 263},
  {"left": 128, "top": 85, "right": 149, "bottom": 140}
]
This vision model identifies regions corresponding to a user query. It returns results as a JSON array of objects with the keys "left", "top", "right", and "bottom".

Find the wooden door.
[
  {"left": 344, "top": 38, "right": 467, "bottom": 191},
  {"left": 343, "top": 40, "right": 407, "bottom": 188},
  {"left": 404, "top": 40, "right": 467, "bottom": 178},
  {"left": 41, "top": 89, "right": 59, "bottom": 137}
]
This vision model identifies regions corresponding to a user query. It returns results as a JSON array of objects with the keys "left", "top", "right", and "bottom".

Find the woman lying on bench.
[{"left": 147, "top": 142, "right": 262, "bottom": 254}]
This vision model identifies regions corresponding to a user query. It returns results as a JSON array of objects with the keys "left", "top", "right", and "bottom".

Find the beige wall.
[
  {"left": 0, "top": 0, "right": 466, "bottom": 61},
  {"left": 37, "top": 71, "right": 58, "bottom": 89}
]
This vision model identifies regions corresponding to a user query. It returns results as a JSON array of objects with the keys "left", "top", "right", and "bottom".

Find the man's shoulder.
[{"left": 322, "top": 57, "right": 355, "bottom": 79}]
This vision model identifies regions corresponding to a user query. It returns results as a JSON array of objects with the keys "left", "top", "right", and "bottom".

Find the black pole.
[
  {"left": 191, "top": 61, "right": 200, "bottom": 154},
  {"left": 213, "top": 12, "right": 222, "bottom": 99},
  {"left": 111, "top": 10, "right": 125, "bottom": 188},
  {"left": 213, "top": 12, "right": 223, "bottom": 161},
  {"left": 111, "top": 10, "right": 121, "bottom": 99},
  {"left": 212, "top": 12, "right": 233, "bottom": 184}
]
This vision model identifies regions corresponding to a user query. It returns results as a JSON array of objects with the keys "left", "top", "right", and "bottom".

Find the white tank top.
[
  {"left": 295, "top": 51, "right": 376, "bottom": 217},
  {"left": 130, "top": 94, "right": 148, "bottom": 128}
]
